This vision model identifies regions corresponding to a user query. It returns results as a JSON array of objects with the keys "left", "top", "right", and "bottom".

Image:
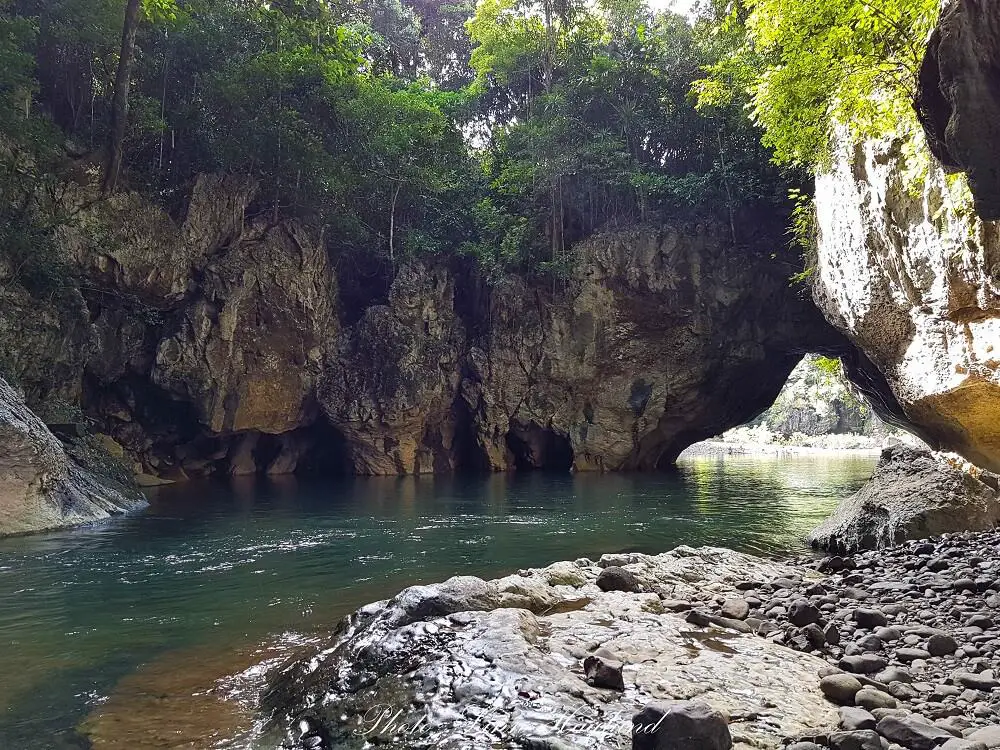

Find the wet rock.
[
  {"left": 597, "top": 566, "right": 641, "bottom": 593},
  {"left": 854, "top": 609, "right": 889, "bottom": 630},
  {"left": 825, "top": 622, "right": 842, "bottom": 646},
  {"left": 896, "top": 647, "right": 932, "bottom": 663},
  {"left": 966, "top": 726, "right": 1000, "bottom": 747},
  {"left": 955, "top": 672, "right": 1000, "bottom": 692},
  {"left": 854, "top": 688, "right": 896, "bottom": 711},
  {"left": 261, "top": 547, "right": 838, "bottom": 749},
  {"left": 720, "top": 599, "right": 750, "bottom": 621},
  {"left": 821, "top": 674, "right": 865, "bottom": 705},
  {"left": 839, "top": 706, "right": 877, "bottom": 731},
  {"left": 632, "top": 700, "right": 733, "bottom": 750},
  {"left": 583, "top": 655, "right": 625, "bottom": 691},
  {"left": 789, "top": 600, "right": 822, "bottom": 627},
  {"left": 875, "top": 714, "right": 957, "bottom": 750},
  {"left": 839, "top": 655, "right": 888, "bottom": 675},
  {"left": 928, "top": 633, "right": 959, "bottom": 657},
  {"left": 0, "top": 376, "right": 146, "bottom": 536},
  {"left": 828, "top": 730, "right": 886, "bottom": 750},
  {"left": 809, "top": 448, "right": 1000, "bottom": 552},
  {"left": 940, "top": 739, "right": 989, "bottom": 750}
]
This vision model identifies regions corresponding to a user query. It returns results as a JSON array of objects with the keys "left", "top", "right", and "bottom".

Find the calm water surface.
[{"left": 0, "top": 454, "right": 876, "bottom": 748}]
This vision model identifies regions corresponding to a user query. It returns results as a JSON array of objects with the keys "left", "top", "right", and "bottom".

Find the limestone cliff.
[
  {"left": 916, "top": 0, "right": 1000, "bottom": 221},
  {"left": 315, "top": 224, "right": 855, "bottom": 475},
  {"left": 2, "top": 167, "right": 897, "bottom": 491},
  {"left": 813, "top": 131, "right": 1000, "bottom": 472},
  {"left": 319, "top": 263, "right": 464, "bottom": 475},
  {"left": 464, "top": 227, "right": 843, "bottom": 471},
  {"left": 0, "top": 376, "right": 145, "bottom": 536}
]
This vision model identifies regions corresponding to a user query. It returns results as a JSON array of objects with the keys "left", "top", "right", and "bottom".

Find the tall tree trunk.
[
  {"left": 389, "top": 179, "right": 402, "bottom": 267},
  {"left": 102, "top": 0, "right": 142, "bottom": 195}
]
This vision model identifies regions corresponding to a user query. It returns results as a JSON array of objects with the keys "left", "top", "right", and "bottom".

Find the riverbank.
[
  {"left": 255, "top": 530, "right": 1000, "bottom": 750},
  {"left": 679, "top": 440, "right": 884, "bottom": 459}
]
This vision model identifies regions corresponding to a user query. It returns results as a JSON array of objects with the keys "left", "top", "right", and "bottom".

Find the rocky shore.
[{"left": 256, "top": 530, "right": 1000, "bottom": 750}]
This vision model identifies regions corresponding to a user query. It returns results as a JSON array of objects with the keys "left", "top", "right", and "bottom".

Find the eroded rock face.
[
  {"left": 316, "top": 225, "right": 850, "bottom": 475},
  {"left": 465, "top": 227, "right": 845, "bottom": 471},
  {"left": 0, "top": 258, "right": 93, "bottom": 411},
  {"left": 808, "top": 445, "right": 1000, "bottom": 552},
  {"left": 813, "top": 135, "right": 1000, "bottom": 472},
  {"left": 153, "top": 220, "right": 336, "bottom": 435},
  {"left": 0, "top": 376, "right": 145, "bottom": 536},
  {"left": 319, "top": 263, "right": 464, "bottom": 475},
  {"left": 258, "top": 547, "right": 838, "bottom": 749},
  {"left": 62, "top": 173, "right": 256, "bottom": 305},
  {"left": 916, "top": 0, "right": 1000, "bottom": 221}
]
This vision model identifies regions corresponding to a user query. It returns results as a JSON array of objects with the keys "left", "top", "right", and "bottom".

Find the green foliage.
[
  {"left": 696, "top": 0, "right": 940, "bottom": 170},
  {"left": 466, "top": 0, "right": 793, "bottom": 268},
  {"left": 1, "top": 0, "right": 798, "bottom": 283}
]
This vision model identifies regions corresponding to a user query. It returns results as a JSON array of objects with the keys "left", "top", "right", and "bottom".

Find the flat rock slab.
[{"left": 260, "top": 547, "right": 837, "bottom": 749}]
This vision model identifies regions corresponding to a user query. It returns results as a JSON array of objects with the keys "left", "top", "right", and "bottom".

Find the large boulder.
[
  {"left": 0, "top": 376, "right": 145, "bottom": 536},
  {"left": 813, "top": 131, "right": 1000, "bottom": 472},
  {"left": 809, "top": 445, "right": 1000, "bottom": 552},
  {"left": 257, "top": 547, "right": 837, "bottom": 749}
]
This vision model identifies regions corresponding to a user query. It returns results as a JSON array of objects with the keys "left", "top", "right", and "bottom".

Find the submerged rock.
[
  {"left": 808, "top": 446, "right": 1000, "bottom": 552},
  {"left": 0, "top": 376, "right": 145, "bottom": 536},
  {"left": 257, "top": 547, "right": 838, "bottom": 749}
]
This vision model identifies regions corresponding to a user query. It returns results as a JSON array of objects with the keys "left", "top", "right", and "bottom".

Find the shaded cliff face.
[
  {"left": 464, "top": 228, "right": 841, "bottom": 471},
  {"left": 813, "top": 134, "right": 1000, "bottom": 472},
  {"left": 316, "top": 225, "right": 853, "bottom": 474},
  {"left": 916, "top": 0, "right": 1000, "bottom": 221},
  {"left": 319, "top": 263, "right": 465, "bottom": 475},
  {"left": 2, "top": 171, "right": 874, "bottom": 484}
]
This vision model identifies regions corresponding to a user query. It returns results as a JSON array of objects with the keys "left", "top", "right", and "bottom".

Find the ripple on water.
[{"left": 0, "top": 458, "right": 877, "bottom": 747}]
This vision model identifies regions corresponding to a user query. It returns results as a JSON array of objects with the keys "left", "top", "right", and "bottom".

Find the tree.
[
  {"left": 101, "top": 0, "right": 177, "bottom": 193},
  {"left": 465, "top": 0, "right": 789, "bottom": 269},
  {"left": 102, "top": 0, "right": 141, "bottom": 193},
  {"left": 695, "top": 0, "right": 940, "bottom": 170}
]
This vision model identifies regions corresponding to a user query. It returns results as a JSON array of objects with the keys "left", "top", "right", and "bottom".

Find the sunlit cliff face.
[{"left": 813, "top": 133, "right": 1000, "bottom": 471}]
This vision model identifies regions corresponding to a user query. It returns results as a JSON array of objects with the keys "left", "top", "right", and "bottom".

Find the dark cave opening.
[
  {"left": 249, "top": 422, "right": 353, "bottom": 477},
  {"left": 505, "top": 422, "right": 574, "bottom": 472}
]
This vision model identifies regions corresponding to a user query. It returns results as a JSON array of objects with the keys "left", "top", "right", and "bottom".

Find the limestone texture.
[
  {"left": 809, "top": 445, "right": 1000, "bottom": 552},
  {"left": 0, "top": 376, "right": 145, "bottom": 535}
]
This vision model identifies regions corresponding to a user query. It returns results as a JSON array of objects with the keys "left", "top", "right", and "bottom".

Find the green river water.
[{"left": 0, "top": 453, "right": 877, "bottom": 749}]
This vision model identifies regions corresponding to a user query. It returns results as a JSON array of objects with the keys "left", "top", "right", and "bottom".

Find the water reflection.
[{"left": 0, "top": 454, "right": 875, "bottom": 747}]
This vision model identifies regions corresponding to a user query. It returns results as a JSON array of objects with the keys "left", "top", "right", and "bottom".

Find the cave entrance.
[
  {"left": 237, "top": 422, "right": 353, "bottom": 477},
  {"left": 505, "top": 422, "right": 573, "bottom": 472},
  {"left": 699, "top": 354, "right": 893, "bottom": 449}
]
